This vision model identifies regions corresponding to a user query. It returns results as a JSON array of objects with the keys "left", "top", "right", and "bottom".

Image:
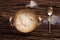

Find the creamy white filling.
[{"left": 15, "top": 13, "right": 37, "bottom": 32}]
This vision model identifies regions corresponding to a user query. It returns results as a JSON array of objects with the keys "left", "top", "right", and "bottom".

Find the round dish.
[{"left": 13, "top": 9, "right": 39, "bottom": 33}]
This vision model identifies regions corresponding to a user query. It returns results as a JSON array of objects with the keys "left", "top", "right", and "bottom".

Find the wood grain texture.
[{"left": 0, "top": 0, "right": 60, "bottom": 40}]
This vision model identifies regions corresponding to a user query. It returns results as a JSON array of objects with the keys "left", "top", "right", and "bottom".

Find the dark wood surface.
[{"left": 0, "top": 0, "right": 60, "bottom": 40}]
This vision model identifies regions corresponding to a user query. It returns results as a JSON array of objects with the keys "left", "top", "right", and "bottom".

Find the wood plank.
[{"left": 0, "top": 0, "right": 60, "bottom": 40}]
